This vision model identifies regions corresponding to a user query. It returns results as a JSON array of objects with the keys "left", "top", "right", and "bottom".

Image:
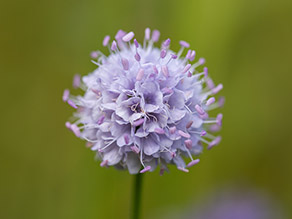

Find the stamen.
[
  {"left": 63, "top": 89, "right": 70, "bottom": 102},
  {"left": 161, "top": 65, "right": 169, "bottom": 77},
  {"left": 100, "top": 160, "right": 108, "bottom": 167},
  {"left": 140, "top": 166, "right": 151, "bottom": 173},
  {"left": 177, "top": 167, "right": 189, "bottom": 173},
  {"left": 136, "top": 68, "right": 144, "bottom": 81},
  {"left": 122, "top": 31, "right": 134, "bottom": 42},
  {"left": 187, "top": 159, "right": 200, "bottom": 168},
  {"left": 73, "top": 74, "right": 81, "bottom": 88},
  {"left": 152, "top": 30, "right": 160, "bottom": 42},
  {"left": 71, "top": 124, "right": 81, "bottom": 137},
  {"left": 179, "top": 40, "right": 190, "bottom": 48},
  {"left": 187, "top": 71, "right": 192, "bottom": 77},
  {"left": 206, "top": 97, "right": 215, "bottom": 106},
  {"left": 184, "top": 139, "right": 192, "bottom": 149},
  {"left": 200, "top": 130, "right": 207, "bottom": 136},
  {"left": 133, "top": 118, "right": 144, "bottom": 126},
  {"left": 121, "top": 58, "right": 129, "bottom": 70},
  {"left": 102, "top": 35, "right": 110, "bottom": 47},
  {"left": 195, "top": 104, "right": 205, "bottom": 115},
  {"left": 154, "top": 128, "right": 165, "bottom": 134},
  {"left": 131, "top": 145, "right": 140, "bottom": 154},
  {"left": 178, "top": 130, "right": 191, "bottom": 138},
  {"left": 67, "top": 99, "right": 78, "bottom": 109}
]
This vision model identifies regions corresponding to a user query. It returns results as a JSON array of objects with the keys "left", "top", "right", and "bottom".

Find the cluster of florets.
[{"left": 63, "top": 28, "right": 224, "bottom": 174}]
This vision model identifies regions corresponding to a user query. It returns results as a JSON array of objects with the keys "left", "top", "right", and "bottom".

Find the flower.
[{"left": 63, "top": 28, "right": 224, "bottom": 174}]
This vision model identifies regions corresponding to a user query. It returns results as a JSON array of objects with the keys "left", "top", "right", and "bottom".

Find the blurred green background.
[{"left": 1, "top": 0, "right": 292, "bottom": 218}]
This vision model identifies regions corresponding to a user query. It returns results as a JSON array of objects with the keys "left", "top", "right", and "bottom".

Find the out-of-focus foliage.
[{"left": 0, "top": 0, "right": 291, "bottom": 218}]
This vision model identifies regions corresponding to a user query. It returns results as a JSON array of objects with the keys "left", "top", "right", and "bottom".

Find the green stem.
[{"left": 131, "top": 173, "right": 143, "bottom": 219}]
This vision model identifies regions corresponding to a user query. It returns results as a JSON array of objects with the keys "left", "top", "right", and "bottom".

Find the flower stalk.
[{"left": 131, "top": 173, "right": 143, "bottom": 219}]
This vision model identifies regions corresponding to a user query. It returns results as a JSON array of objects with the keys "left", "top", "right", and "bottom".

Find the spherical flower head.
[{"left": 64, "top": 29, "right": 224, "bottom": 174}]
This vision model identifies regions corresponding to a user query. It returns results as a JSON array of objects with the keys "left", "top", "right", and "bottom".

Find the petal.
[{"left": 126, "top": 152, "right": 142, "bottom": 174}]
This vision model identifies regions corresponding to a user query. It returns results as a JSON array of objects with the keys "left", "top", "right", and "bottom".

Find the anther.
[
  {"left": 216, "top": 113, "right": 223, "bottom": 126},
  {"left": 206, "top": 97, "right": 215, "bottom": 106},
  {"left": 152, "top": 30, "right": 160, "bottom": 42},
  {"left": 136, "top": 68, "right": 144, "bottom": 81},
  {"left": 102, "top": 35, "right": 110, "bottom": 47},
  {"left": 179, "top": 40, "right": 190, "bottom": 48},
  {"left": 97, "top": 115, "right": 105, "bottom": 125},
  {"left": 100, "top": 160, "right": 108, "bottom": 167},
  {"left": 145, "top": 28, "right": 151, "bottom": 40},
  {"left": 154, "top": 128, "right": 165, "bottom": 134},
  {"left": 200, "top": 130, "right": 207, "bottom": 136},
  {"left": 178, "top": 130, "right": 191, "bottom": 138},
  {"left": 131, "top": 145, "right": 140, "bottom": 154},
  {"left": 160, "top": 49, "right": 167, "bottom": 58},
  {"left": 122, "top": 31, "right": 134, "bottom": 42},
  {"left": 111, "top": 40, "right": 117, "bottom": 51},
  {"left": 124, "top": 134, "right": 130, "bottom": 144},
  {"left": 184, "top": 139, "right": 192, "bottom": 149},
  {"left": 135, "top": 52, "right": 141, "bottom": 62},
  {"left": 134, "top": 39, "right": 139, "bottom": 48},
  {"left": 71, "top": 124, "right": 80, "bottom": 137},
  {"left": 203, "top": 67, "right": 208, "bottom": 77},
  {"left": 195, "top": 104, "right": 205, "bottom": 115},
  {"left": 187, "top": 159, "right": 200, "bottom": 168},
  {"left": 63, "top": 89, "right": 70, "bottom": 102},
  {"left": 183, "top": 64, "right": 191, "bottom": 73},
  {"left": 73, "top": 74, "right": 81, "bottom": 88},
  {"left": 212, "top": 84, "right": 223, "bottom": 94},
  {"left": 186, "top": 121, "right": 193, "bottom": 129},
  {"left": 169, "top": 126, "right": 177, "bottom": 134},
  {"left": 133, "top": 118, "right": 144, "bottom": 126},
  {"left": 163, "top": 38, "right": 171, "bottom": 47},
  {"left": 67, "top": 99, "right": 78, "bottom": 109},
  {"left": 208, "top": 136, "right": 222, "bottom": 150},
  {"left": 177, "top": 167, "right": 189, "bottom": 173},
  {"left": 199, "top": 58, "right": 205, "bottom": 65},
  {"left": 140, "top": 166, "right": 151, "bottom": 173},
  {"left": 65, "top": 121, "right": 71, "bottom": 130}
]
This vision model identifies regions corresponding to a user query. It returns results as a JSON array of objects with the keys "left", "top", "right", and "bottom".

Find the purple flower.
[{"left": 64, "top": 29, "right": 224, "bottom": 174}]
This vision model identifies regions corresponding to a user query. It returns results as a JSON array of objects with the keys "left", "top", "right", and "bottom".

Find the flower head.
[{"left": 64, "top": 28, "right": 224, "bottom": 174}]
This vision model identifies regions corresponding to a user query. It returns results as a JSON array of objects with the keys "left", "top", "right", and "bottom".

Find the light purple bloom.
[{"left": 64, "top": 29, "right": 223, "bottom": 174}]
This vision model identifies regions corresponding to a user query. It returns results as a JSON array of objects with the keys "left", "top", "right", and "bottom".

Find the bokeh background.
[{"left": 1, "top": 0, "right": 292, "bottom": 218}]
